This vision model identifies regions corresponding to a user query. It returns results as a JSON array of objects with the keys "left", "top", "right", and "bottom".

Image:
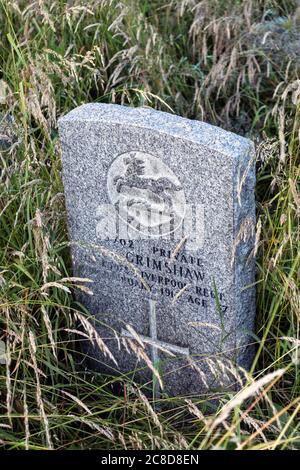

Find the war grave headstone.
[{"left": 58, "top": 104, "right": 256, "bottom": 396}]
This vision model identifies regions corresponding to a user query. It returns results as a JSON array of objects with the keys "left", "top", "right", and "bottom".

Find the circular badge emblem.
[{"left": 107, "top": 151, "right": 186, "bottom": 237}]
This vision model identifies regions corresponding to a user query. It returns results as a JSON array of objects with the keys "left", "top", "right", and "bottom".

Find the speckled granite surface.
[{"left": 58, "top": 104, "right": 256, "bottom": 396}]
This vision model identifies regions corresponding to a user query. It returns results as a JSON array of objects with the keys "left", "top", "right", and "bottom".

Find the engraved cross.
[{"left": 121, "top": 299, "right": 190, "bottom": 369}]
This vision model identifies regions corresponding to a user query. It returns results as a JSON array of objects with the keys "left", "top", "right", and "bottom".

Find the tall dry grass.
[{"left": 0, "top": 0, "right": 299, "bottom": 449}]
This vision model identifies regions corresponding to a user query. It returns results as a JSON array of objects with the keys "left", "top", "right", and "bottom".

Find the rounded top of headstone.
[{"left": 58, "top": 103, "right": 254, "bottom": 160}]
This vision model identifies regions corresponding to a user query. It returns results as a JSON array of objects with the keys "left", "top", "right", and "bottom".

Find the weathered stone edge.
[{"left": 58, "top": 103, "right": 253, "bottom": 160}]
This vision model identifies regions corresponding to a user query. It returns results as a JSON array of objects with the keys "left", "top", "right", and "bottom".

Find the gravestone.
[{"left": 58, "top": 104, "right": 256, "bottom": 396}]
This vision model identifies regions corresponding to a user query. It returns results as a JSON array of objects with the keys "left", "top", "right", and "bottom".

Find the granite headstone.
[{"left": 58, "top": 104, "right": 256, "bottom": 396}]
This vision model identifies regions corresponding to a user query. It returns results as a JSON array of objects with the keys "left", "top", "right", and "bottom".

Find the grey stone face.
[{"left": 58, "top": 104, "right": 256, "bottom": 397}]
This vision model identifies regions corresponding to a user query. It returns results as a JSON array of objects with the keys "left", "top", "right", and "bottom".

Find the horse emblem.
[
  {"left": 113, "top": 155, "right": 182, "bottom": 210},
  {"left": 107, "top": 151, "right": 186, "bottom": 236}
]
